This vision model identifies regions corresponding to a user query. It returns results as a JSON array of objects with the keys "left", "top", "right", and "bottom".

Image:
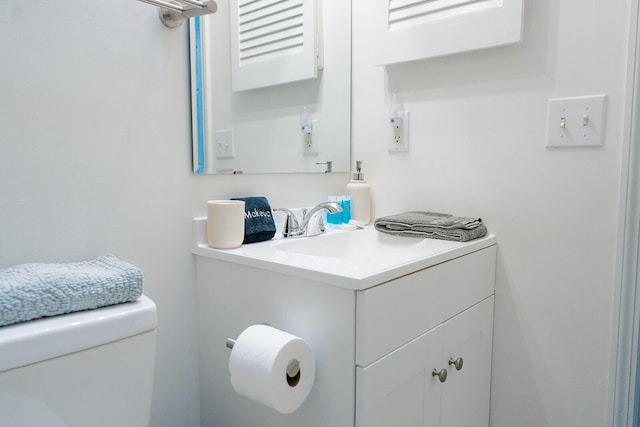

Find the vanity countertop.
[{"left": 192, "top": 217, "right": 496, "bottom": 290}]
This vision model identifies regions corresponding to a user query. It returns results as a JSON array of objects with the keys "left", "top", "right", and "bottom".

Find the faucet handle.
[
  {"left": 273, "top": 208, "right": 303, "bottom": 238},
  {"left": 315, "top": 160, "right": 333, "bottom": 173}
]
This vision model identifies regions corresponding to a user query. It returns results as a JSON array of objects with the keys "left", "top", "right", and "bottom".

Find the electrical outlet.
[
  {"left": 389, "top": 110, "right": 410, "bottom": 152},
  {"left": 545, "top": 95, "right": 606, "bottom": 147},
  {"left": 215, "top": 129, "right": 235, "bottom": 158}
]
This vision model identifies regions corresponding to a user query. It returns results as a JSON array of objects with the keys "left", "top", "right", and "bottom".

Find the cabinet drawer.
[{"left": 355, "top": 245, "right": 495, "bottom": 366}]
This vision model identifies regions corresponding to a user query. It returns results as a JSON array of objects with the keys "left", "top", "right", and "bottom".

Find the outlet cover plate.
[
  {"left": 389, "top": 110, "right": 410, "bottom": 152},
  {"left": 545, "top": 94, "right": 606, "bottom": 148}
]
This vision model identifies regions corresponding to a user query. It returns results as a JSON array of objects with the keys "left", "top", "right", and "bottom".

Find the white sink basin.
[
  {"left": 192, "top": 218, "right": 495, "bottom": 290},
  {"left": 272, "top": 228, "right": 424, "bottom": 258}
]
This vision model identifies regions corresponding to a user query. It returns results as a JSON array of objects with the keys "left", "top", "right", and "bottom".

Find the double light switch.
[{"left": 545, "top": 94, "right": 607, "bottom": 148}]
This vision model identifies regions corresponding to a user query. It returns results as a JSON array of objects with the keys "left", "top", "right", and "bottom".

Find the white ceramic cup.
[{"left": 206, "top": 200, "right": 246, "bottom": 249}]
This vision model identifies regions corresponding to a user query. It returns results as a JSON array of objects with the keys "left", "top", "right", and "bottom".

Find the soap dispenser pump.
[{"left": 346, "top": 160, "right": 371, "bottom": 225}]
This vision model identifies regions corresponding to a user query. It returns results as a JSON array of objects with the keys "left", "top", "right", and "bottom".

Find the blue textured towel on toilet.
[
  {"left": 0, "top": 255, "right": 143, "bottom": 327},
  {"left": 231, "top": 196, "right": 276, "bottom": 244}
]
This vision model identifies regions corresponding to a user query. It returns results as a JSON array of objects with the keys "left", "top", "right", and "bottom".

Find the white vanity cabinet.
[
  {"left": 193, "top": 220, "right": 496, "bottom": 427},
  {"left": 354, "top": 245, "right": 495, "bottom": 427}
]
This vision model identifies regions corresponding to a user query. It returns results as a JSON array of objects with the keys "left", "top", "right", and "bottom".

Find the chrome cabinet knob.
[
  {"left": 432, "top": 368, "right": 448, "bottom": 383},
  {"left": 448, "top": 357, "right": 464, "bottom": 371}
]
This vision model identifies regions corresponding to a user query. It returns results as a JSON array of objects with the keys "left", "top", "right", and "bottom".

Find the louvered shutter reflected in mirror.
[{"left": 230, "top": 0, "right": 321, "bottom": 91}]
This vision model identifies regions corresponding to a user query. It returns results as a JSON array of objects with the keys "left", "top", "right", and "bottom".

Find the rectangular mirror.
[{"left": 190, "top": 0, "right": 351, "bottom": 174}]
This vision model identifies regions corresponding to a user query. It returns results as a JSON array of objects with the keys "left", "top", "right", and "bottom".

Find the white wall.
[
  {"left": 1, "top": 1, "right": 633, "bottom": 426},
  {"left": 0, "top": 2, "right": 203, "bottom": 425},
  {"left": 351, "top": 0, "right": 631, "bottom": 425}
]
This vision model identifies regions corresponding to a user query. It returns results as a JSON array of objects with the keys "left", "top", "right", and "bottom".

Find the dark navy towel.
[{"left": 231, "top": 196, "right": 276, "bottom": 244}]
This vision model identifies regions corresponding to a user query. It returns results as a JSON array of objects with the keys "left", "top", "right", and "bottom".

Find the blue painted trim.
[{"left": 194, "top": 16, "right": 206, "bottom": 174}]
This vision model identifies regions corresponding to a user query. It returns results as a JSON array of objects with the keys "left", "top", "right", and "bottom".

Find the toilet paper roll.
[{"left": 228, "top": 324, "right": 316, "bottom": 414}]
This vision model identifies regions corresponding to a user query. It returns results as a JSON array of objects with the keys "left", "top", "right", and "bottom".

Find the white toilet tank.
[{"left": 0, "top": 295, "right": 157, "bottom": 427}]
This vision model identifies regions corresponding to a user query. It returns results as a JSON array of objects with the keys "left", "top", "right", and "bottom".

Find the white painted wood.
[
  {"left": 356, "top": 297, "right": 494, "bottom": 427},
  {"left": 230, "top": 0, "right": 320, "bottom": 91},
  {"left": 611, "top": 1, "right": 640, "bottom": 425},
  {"left": 441, "top": 297, "right": 493, "bottom": 427},
  {"left": 195, "top": 241, "right": 496, "bottom": 426},
  {"left": 356, "top": 246, "right": 496, "bottom": 366},
  {"left": 356, "top": 323, "right": 443, "bottom": 427},
  {"left": 195, "top": 257, "right": 356, "bottom": 427},
  {"left": 374, "top": 0, "right": 524, "bottom": 65}
]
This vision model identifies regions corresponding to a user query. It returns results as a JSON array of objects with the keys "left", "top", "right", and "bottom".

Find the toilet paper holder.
[
  {"left": 226, "top": 334, "right": 301, "bottom": 387},
  {"left": 226, "top": 322, "right": 271, "bottom": 350}
]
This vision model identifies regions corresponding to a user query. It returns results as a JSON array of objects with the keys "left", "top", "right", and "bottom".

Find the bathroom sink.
[
  {"left": 192, "top": 217, "right": 496, "bottom": 290},
  {"left": 272, "top": 228, "right": 423, "bottom": 259}
]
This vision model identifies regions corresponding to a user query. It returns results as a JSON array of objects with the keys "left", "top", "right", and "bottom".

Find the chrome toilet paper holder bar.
[{"left": 226, "top": 322, "right": 271, "bottom": 350}]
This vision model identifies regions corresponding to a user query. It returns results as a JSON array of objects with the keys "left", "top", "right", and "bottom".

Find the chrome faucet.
[
  {"left": 300, "top": 201, "right": 343, "bottom": 237},
  {"left": 274, "top": 202, "right": 343, "bottom": 238}
]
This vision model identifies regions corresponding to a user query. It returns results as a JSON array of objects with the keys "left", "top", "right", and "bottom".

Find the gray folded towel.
[
  {"left": 374, "top": 211, "right": 487, "bottom": 242},
  {"left": 0, "top": 255, "right": 143, "bottom": 327}
]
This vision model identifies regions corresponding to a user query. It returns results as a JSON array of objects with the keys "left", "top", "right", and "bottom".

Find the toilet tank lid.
[{"left": 0, "top": 295, "right": 157, "bottom": 373}]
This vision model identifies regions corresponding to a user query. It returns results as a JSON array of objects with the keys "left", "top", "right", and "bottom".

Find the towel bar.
[{"left": 136, "top": 0, "right": 217, "bottom": 28}]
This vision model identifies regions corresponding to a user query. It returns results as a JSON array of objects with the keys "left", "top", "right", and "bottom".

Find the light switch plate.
[
  {"left": 215, "top": 129, "right": 235, "bottom": 158},
  {"left": 545, "top": 95, "right": 606, "bottom": 148}
]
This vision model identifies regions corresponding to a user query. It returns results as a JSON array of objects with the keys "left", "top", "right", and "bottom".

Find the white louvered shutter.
[
  {"left": 375, "top": 0, "right": 524, "bottom": 65},
  {"left": 230, "top": 0, "right": 321, "bottom": 91}
]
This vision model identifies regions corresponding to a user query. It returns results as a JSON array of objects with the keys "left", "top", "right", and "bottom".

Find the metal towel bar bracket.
[{"left": 136, "top": 0, "right": 217, "bottom": 28}]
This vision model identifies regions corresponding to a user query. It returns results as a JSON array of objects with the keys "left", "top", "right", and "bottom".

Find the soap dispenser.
[{"left": 346, "top": 160, "right": 371, "bottom": 225}]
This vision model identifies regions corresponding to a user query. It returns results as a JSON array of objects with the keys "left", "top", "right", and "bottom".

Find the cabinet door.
[
  {"left": 356, "top": 297, "right": 494, "bottom": 427},
  {"left": 441, "top": 297, "right": 494, "bottom": 427},
  {"left": 356, "top": 324, "right": 444, "bottom": 427}
]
